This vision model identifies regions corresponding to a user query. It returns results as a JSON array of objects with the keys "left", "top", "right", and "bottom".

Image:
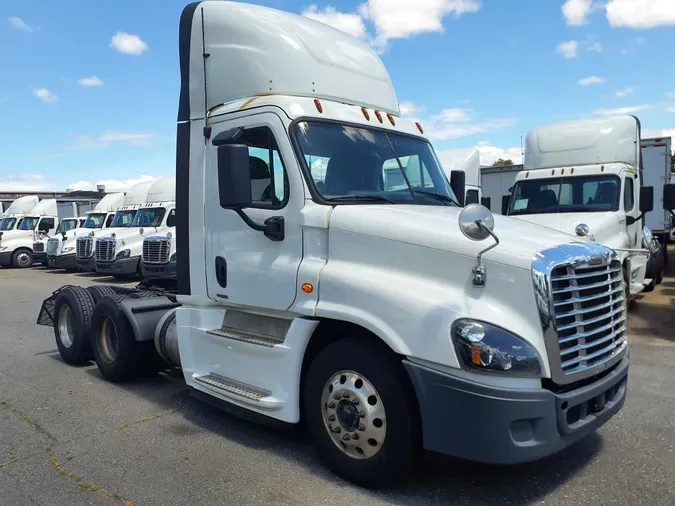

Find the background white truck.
[
  {"left": 0, "top": 195, "right": 39, "bottom": 235},
  {"left": 47, "top": 193, "right": 125, "bottom": 270},
  {"left": 505, "top": 116, "right": 669, "bottom": 297},
  {"left": 481, "top": 164, "right": 523, "bottom": 214},
  {"left": 38, "top": 0, "right": 653, "bottom": 488},
  {"left": 441, "top": 147, "right": 486, "bottom": 206},
  {"left": 0, "top": 199, "right": 58, "bottom": 268},
  {"left": 33, "top": 217, "right": 85, "bottom": 266},
  {"left": 76, "top": 181, "right": 155, "bottom": 272},
  {"left": 94, "top": 177, "right": 176, "bottom": 277}
]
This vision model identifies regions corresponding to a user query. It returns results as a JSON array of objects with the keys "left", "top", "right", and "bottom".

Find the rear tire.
[
  {"left": 90, "top": 295, "right": 146, "bottom": 382},
  {"left": 303, "top": 337, "right": 421, "bottom": 488},
  {"left": 53, "top": 287, "right": 95, "bottom": 365},
  {"left": 86, "top": 285, "right": 117, "bottom": 304},
  {"left": 11, "top": 249, "right": 33, "bottom": 268}
]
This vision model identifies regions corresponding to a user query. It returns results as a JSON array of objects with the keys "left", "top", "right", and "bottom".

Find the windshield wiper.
[
  {"left": 324, "top": 195, "right": 396, "bottom": 204},
  {"left": 412, "top": 190, "right": 459, "bottom": 206}
]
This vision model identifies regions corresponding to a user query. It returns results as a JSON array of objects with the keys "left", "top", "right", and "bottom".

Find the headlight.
[
  {"left": 451, "top": 319, "right": 542, "bottom": 377},
  {"left": 61, "top": 247, "right": 75, "bottom": 254},
  {"left": 170, "top": 252, "right": 176, "bottom": 262},
  {"left": 116, "top": 249, "right": 131, "bottom": 259}
]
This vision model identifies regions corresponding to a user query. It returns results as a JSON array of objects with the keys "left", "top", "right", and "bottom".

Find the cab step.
[
  {"left": 194, "top": 373, "right": 272, "bottom": 401},
  {"left": 206, "top": 326, "right": 283, "bottom": 347}
]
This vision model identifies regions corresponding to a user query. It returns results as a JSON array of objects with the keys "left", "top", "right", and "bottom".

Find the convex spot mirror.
[{"left": 459, "top": 204, "right": 495, "bottom": 241}]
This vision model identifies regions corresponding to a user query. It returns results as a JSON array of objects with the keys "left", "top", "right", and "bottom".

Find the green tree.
[{"left": 492, "top": 158, "right": 514, "bottom": 167}]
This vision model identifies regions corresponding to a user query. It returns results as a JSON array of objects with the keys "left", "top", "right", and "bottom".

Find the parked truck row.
[{"left": 18, "top": 0, "right": 675, "bottom": 489}]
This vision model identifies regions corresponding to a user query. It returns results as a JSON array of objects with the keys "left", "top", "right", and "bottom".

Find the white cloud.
[
  {"left": 19, "top": 174, "right": 44, "bottom": 180},
  {"left": 438, "top": 143, "right": 523, "bottom": 167},
  {"left": 562, "top": 0, "right": 597, "bottom": 26},
  {"left": 67, "top": 175, "right": 159, "bottom": 193},
  {"left": 301, "top": 5, "right": 367, "bottom": 38},
  {"left": 556, "top": 40, "right": 578, "bottom": 59},
  {"left": 606, "top": 0, "right": 675, "bottom": 29},
  {"left": 578, "top": 75, "right": 606, "bottom": 86},
  {"left": 666, "top": 92, "right": 675, "bottom": 99},
  {"left": 0, "top": 174, "right": 50, "bottom": 191},
  {"left": 110, "top": 32, "right": 148, "bottom": 55},
  {"left": 301, "top": 0, "right": 481, "bottom": 51},
  {"left": 586, "top": 42, "right": 602, "bottom": 52},
  {"left": 615, "top": 87, "right": 634, "bottom": 97},
  {"left": 32, "top": 87, "right": 58, "bottom": 103},
  {"left": 666, "top": 107, "right": 675, "bottom": 114},
  {"left": 399, "top": 101, "right": 425, "bottom": 117},
  {"left": 409, "top": 106, "right": 516, "bottom": 141},
  {"left": 593, "top": 104, "right": 651, "bottom": 115},
  {"left": 642, "top": 128, "right": 675, "bottom": 140},
  {"left": 74, "top": 132, "right": 157, "bottom": 149},
  {"left": 78, "top": 76, "right": 104, "bottom": 87},
  {"left": 8, "top": 17, "right": 37, "bottom": 33}
]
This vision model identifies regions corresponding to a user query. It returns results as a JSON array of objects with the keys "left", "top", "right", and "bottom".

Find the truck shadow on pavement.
[{"left": 75, "top": 364, "right": 601, "bottom": 504}]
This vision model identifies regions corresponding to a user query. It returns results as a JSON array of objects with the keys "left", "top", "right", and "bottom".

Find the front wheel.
[
  {"left": 11, "top": 249, "right": 33, "bottom": 268},
  {"left": 303, "top": 337, "right": 420, "bottom": 488}
]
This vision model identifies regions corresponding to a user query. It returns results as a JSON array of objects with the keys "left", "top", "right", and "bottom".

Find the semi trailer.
[{"left": 37, "top": 1, "right": 653, "bottom": 487}]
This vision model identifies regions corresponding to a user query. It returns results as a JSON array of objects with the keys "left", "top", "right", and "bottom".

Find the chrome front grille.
[
  {"left": 95, "top": 238, "right": 116, "bottom": 262},
  {"left": 142, "top": 237, "right": 170, "bottom": 264},
  {"left": 533, "top": 244, "right": 627, "bottom": 385},
  {"left": 76, "top": 237, "right": 93, "bottom": 258},
  {"left": 47, "top": 239, "right": 60, "bottom": 255},
  {"left": 35, "top": 241, "right": 46, "bottom": 253}
]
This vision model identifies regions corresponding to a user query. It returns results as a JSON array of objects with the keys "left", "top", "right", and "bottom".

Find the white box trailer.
[
  {"left": 640, "top": 137, "right": 672, "bottom": 240},
  {"left": 481, "top": 164, "right": 523, "bottom": 214}
]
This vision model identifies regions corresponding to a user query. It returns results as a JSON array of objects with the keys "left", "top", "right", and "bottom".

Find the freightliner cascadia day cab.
[
  {"left": 140, "top": 185, "right": 178, "bottom": 280},
  {"left": 47, "top": 193, "right": 125, "bottom": 270},
  {"left": 38, "top": 1, "right": 656, "bottom": 486},
  {"left": 76, "top": 181, "right": 155, "bottom": 272},
  {"left": 505, "top": 116, "right": 675, "bottom": 298},
  {"left": 34, "top": 217, "right": 85, "bottom": 267},
  {"left": 0, "top": 195, "right": 39, "bottom": 235},
  {"left": 0, "top": 199, "right": 58, "bottom": 268},
  {"left": 94, "top": 177, "right": 176, "bottom": 277}
]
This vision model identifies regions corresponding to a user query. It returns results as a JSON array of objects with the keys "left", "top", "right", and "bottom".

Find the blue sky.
[{"left": 1, "top": 0, "right": 674, "bottom": 192}]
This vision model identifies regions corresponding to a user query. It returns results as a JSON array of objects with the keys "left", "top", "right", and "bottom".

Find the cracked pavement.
[{"left": 1, "top": 264, "right": 675, "bottom": 506}]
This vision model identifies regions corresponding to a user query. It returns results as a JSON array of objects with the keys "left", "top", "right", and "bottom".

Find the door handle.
[{"left": 215, "top": 256, "right": 227, "bottom": 288}]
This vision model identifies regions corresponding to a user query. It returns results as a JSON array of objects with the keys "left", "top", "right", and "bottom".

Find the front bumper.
[
  {"left": 47, "top": 254, "right": 77, "bottom": 270},
  {"left": 141, "top": 260, "right": 177, "bottom": 279},
  {"left": 95, "top": 255, "right": 140, "bottom": 276},
  {"left": 0, "top": 251, "right": 12, "bottom": 267},
  {"left": 76, "top": 256, "right": 95, "bottom": 271},
  {"left": 404, "top": 356, "right": 629, "bottom": 465},
  {"left": 34, "top": 252, "right": 48, "bottom": 265}
]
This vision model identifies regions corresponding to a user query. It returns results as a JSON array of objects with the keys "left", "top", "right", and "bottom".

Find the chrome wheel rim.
[
  {"left": 321, "top": 370, "right": 386, "bottom": 460},
  {"left": 15, "top": 252, "right": 31, "bottom": 267},
  {"left": 98, "top": 316, "right": 118, "bottom": 364},
  {"left": 57, "top": 305, "right": 74, "bottom": 348}
]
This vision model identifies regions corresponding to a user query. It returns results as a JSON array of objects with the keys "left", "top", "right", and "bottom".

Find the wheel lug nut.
[
  {"left": 327, "top": 402, "right": 335, "bottom": 409},
  {"left": 342, "top": 392, "right": 350, "bottom": 399},
  {"left": 333, "top": 427, "right": 341, "bottom": 434},
  {"left": 358, "top": 424, "right": 365, "bottom": 432},
  {"left": 328, "top": 414, "right": 336, "bottom": 422},
  {"left": 351, "top": 399, "right": 359, "bottom": 405},
  {"left": 352, "top": 433, "right": 359, "bottom": 440},
  {"left": 333, "top": 393, "right": 341, "bottom": 400},
  {"left": 358, "top": 411, "right": 365, "bottom": 418},
  {"left": 342, "top": 434, "right": 350, "bottom": 441}
]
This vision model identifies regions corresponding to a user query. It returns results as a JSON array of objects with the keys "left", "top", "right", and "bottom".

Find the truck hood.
[
  {"left": 0, "top": 229, "right": 35, "bottom": 242},
  {"left": 99, "top": 227, "right": 153, "bottom": 245},
  {"left": 510, "top": 212, "right": 625, "bottom": 248},
  {"left": 329, "top": 205, "right": 587, "bottom": 270}
]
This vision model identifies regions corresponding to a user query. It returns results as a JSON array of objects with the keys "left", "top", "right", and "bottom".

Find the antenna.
[
  {"left": 200, "top": 8, "right": 211, "bottom": 141},
  {"left": 520, "top": 135, "right": 524, "bottom": 163}
]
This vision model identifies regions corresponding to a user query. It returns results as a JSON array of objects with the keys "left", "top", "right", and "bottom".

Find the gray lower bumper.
[
  {"left": 47, "top": 254, "right": 77, "bottom": 270},
  {"left": 403, "top": 356, "right": 629, "bottom": 465},
  {"left": 95, "top": 256, "right": 140, "bottom": 276},
  {"left": 76, "top": 256, "right": 95, "bottom": 271},
  {"left": 141, "top": 260, "right": 177, "bottom": 279}
]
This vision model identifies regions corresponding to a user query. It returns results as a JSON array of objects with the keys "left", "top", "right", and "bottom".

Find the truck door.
[{"left": 204, "top": 112, "right": 304, "bottom": 311}]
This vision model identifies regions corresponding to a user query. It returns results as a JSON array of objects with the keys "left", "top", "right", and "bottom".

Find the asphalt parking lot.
[{"left": 1, "top": 264, "right": 675, "bottom": 506}]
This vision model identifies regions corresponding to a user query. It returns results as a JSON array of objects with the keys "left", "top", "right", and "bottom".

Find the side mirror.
[
  {"left": 166, "top": 212, "right": 176, "bottom": 228},
  {"left": 38, "top": 221, "right": 51, "bottom": 232},
  {"left": 217, "top": 144, "right": 252, "bottom": 209},
  {"left": 501, "top": 195, "right": 510, "bottom": 215},
  {"left": 639, "top": 186, "right": 654, "bottom": 214},
  {"left": 450, "top": 171, "right": 466, "bottom": 207},
  {"left": 481, "top": 197, "right": 491, "bottom": 211},
  {"left": 663, "top": 184, "right": 675, "bottom": 211}
]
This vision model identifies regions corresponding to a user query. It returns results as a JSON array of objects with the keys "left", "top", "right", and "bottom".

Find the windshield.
[
  {"left": 0, "top": 218, "right": 17, "bottom": 231},
  {"left": 18, "top": 217, "right": 39, "bottom": 230},
  {"left": 132, "top": 208, "right": 166, "bottom": 227},
  {"left": 83, "top": 213, "right": 107, "bottom": 229},
  {"left": 295, "top": 121, "right": 458, "bottom": 206},
  {"left": 57, "top": 219, "right": 78, "bottom": 234},
  {"left": 110, "top": 210, "right": 137, "bottom": 228},
  {"left": 509, "top": 175, "right": 621, "bottom": 215}
]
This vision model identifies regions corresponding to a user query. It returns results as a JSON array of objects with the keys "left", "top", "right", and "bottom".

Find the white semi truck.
[
  {"left": 76, "top": 181, "right": 155, "bottom": 272},
  {"left": 0, "top": 195, "right": 39, "bottom": 235},
  {"left": 94, "top": 177, "right": 176, "bottom": 278},
  {"left": 39, "top": 1, "right": 671, "bottom": 487},
  {"left": 47, "top": 193, "right": 125, "bottom": 270},
  {"left": 506, "top": 116, "right": 670, "bottom": 298},
  {"left": 481, "top": 164, "right": 523, "bottom": 214},
  {"left": 0, "top": 199, "right": 58, "bottom": 268},
  {"left": 33, "top": 217, "right": 85, "bottom": 267}
]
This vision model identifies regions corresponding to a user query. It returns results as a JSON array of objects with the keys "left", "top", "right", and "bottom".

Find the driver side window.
[{"left": 238, "top": 127, "right": 289, "bottom": 209}]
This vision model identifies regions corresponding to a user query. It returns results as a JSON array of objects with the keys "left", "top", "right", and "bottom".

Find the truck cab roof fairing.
[{"left": 177, "top": 1, "right": 400, "bottom": 122}]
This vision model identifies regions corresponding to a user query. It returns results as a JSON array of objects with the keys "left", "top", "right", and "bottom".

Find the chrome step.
[
  {"left": 193, "top": 373, "right": 271, "bottom": 401},
  {"left": 206, "top": 326, "right": 283, "bottom": 347}
]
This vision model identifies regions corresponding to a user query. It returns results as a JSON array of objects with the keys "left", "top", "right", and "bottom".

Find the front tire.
[
  {"left": 303, "top": 337, "right": 420, "bottom": 488},
  {"left": 53, "top": 287, "right": 95, "bottom": 365},
  {"left": 11, "top": 248, "right": 33, "bottom": 268}
]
